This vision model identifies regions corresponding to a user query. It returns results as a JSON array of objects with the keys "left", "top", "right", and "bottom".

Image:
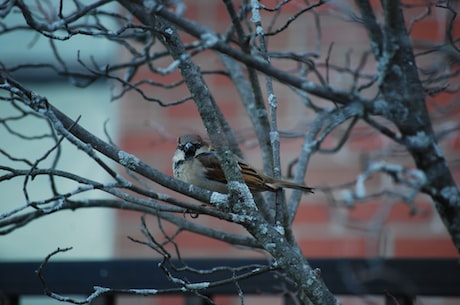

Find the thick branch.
[
  {"left": 115, "top": 2, "right": 340, "bottom": 305},
  {"left": 364, "top": 0, "right": 460, "bottom": 252}
]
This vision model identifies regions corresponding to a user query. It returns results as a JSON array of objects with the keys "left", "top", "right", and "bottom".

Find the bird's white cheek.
[{"left": 172, "top": 150, "right": 186, "bottom": 178}]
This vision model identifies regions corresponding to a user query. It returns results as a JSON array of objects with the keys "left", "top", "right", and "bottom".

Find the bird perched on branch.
[{"left": 172, "top": 134, "right": 314, "bottom": 194}]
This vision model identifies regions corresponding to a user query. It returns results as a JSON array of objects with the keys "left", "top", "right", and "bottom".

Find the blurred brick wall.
[{"left": 116, "top": 0, "right": 459, "bottom": 259}]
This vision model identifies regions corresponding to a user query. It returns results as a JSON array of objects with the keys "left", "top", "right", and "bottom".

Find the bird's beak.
[{"left": 184, "top": 142, "right": 194, "bottom": 152}]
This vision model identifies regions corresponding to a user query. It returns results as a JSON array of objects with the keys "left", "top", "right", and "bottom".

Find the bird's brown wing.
[
  {"left": 196, "top": 152, "right": 275, "bottom": 192},
  {"left": 238, "top": 157, "right": 314, "bottom": 193},
  {"left": 237, "top": 160, "right": 277, "bottom": 192},
  {"left": 195, "top": 152, "right": 228, "bottom": 184}
]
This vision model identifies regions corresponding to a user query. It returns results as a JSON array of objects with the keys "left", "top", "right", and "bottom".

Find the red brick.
[
  {"left": 212, "top": 72, "right": 235, "bottom": 87},
  {"left": 368, "top": 0, "right": 381, "bottom": 8},
  {"left": 386, "top": 201, "right": 433, "bottom": 222},
  {"left": 119, "top": 132, "right": 174, "bottom": 153},
  {"left": 115, "top": 211, "right": 245, "bottom": 258},
  {"left": 211, "top": 3, "right": 234, "bottom": 33},
  {"left": 451, "top": 168, "right": 460, "bottom": 187},
  {"left": 174, "top": 230, "right": 233, "bottom": 251},
  {"left": 312, "top": 10, "right": 369, "bottom": 46},
  {"left": 346, "top": 202, "right": 379, "bottom": 221},
  {"left": 155, "top": 295, "right": 184, "bottom": 305},
  {"left": 427, "top": 92, "right": 459, "bottom": 114},
  {"left": 409, "top": 20, "right": 442, "bottom": 40},
  {"left": 394, "top": 238, "right": 458, "bottom": 257},
  {"left": 213, "top": 94, "right": 241, "bottom": 119},
  {"left": 114, "top": 0, "right": 460, "bottom": 263},
  {"left": 293, "top": 203, "right": 331, "bottom": 223},
  {"left": 346, "top": 201, "right": 432, "bottom": 223},
  {"left": 183, "top": 1, "right": 199, "bottom": 21},
  {"left": 166, "top": 100, "right": 201, "bottom": 119},
  {"left": 451, "top": 132, "right": 460, "bottom": 151},
  {"left": 211, "top": 296, "right": 235, "bottom": 305},
  {"left": 298, "top": 237, "right": 368, "bottom": 257}
]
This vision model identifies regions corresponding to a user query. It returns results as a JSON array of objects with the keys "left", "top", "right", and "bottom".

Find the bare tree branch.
[{"left": 1, "top": 1, "right": 459, "bottom": 304}]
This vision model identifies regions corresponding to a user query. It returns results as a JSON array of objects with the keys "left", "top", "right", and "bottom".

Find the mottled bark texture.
[{"left": 356, "top": 0, "right": 460, "bottom": 253}]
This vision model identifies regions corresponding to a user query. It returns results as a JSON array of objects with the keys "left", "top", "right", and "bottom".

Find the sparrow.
[{"left": 172, "top": 134, "right": 314, "bottom": 194}]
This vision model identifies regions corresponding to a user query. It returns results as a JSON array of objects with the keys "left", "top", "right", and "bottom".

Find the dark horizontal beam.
[{"left": 1, "top": 259, "right": 459, "bottom": 297}]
